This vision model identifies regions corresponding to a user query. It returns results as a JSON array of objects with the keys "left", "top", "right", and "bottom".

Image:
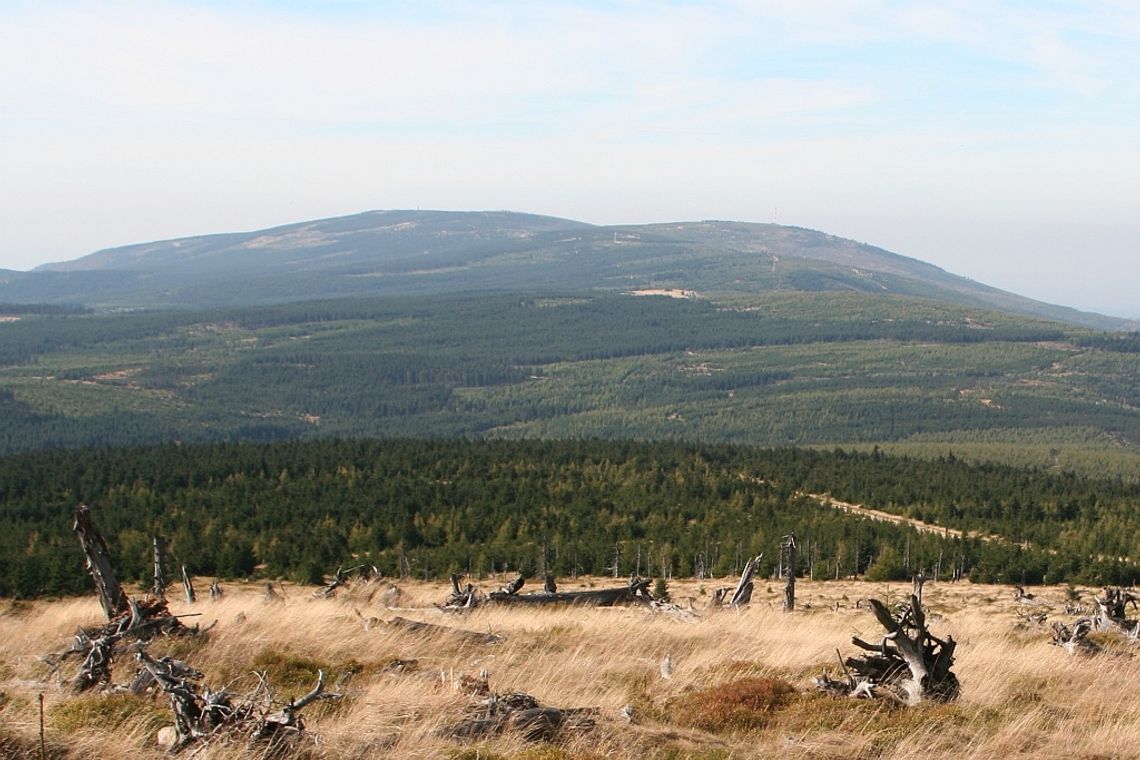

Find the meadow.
[{"left": 3, "top": 577, "right": 1137, "bottom": 759}]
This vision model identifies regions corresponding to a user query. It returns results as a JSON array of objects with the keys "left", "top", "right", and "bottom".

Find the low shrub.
[
  {"left": 48, "top": 693, "right": 167, "bottom": 734},
  {"left": 670, "top": 677, "right": 795, "bottom": 733}
]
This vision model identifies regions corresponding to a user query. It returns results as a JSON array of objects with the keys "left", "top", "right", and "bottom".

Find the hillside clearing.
[{"left": 3, "top": 578, "right": 1138, "bottom": 758}]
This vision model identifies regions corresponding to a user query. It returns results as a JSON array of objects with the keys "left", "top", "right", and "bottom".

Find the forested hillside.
[
  {"left": 2, "top": 439, "right": 1137, "bottom": 598},
  {"left": 1, "top": 291, "right": 1136, "bottom": 477}
]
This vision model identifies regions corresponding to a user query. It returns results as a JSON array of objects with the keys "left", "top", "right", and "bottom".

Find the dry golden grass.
[{"left": 2, "top": 578, "right": 1139, "bottom": 759}]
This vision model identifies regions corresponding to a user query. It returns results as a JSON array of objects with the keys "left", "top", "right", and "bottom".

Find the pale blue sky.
[{"left": 1, "top": 0, "right": 1137, "bottom": 317}]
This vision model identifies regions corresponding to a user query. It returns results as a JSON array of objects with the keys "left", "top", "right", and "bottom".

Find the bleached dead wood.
[
  {"left": 1091, "top": 587, "right": 1140, "bottom": 637},
  {"left": 814, "top": 587, "right": 958, "bottom": 705},
  {"left": 647, "top": 599, "right": 701, "bottom": 621},
  {"left": 498, "top": 573, "right": 525, "bottom": 596},
  {"left": 138, "top": 650, "right": 340, "bottom": 753},
  {"left": 730, "top": 554, "right": 763, "bottom": 607},
  {"left": 153, "top": 536, "right": 169, "bottom": 602},
  {"left": 1051, "top": 618, "right": 1102, "bottom": 656},
  {"left": 181, "top": 565, "right": 196, "bottom": 604},
  {"left": 441, "top": 573, "right": 479, "bottom": 611},
  {"left": 249, "top": 669, "right": 340, "bottom": 743}
]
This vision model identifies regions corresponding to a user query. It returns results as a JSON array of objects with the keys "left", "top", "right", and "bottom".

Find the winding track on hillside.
[{"left": 803, "top": 492, "right": 1006, "bottom": 544}]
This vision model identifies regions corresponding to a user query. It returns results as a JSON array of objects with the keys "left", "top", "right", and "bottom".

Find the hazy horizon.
[{"left": 2, "top": 2, "right": 1137, "bottom": 320}]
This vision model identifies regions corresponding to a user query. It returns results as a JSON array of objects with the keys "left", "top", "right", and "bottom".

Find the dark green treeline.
[{"left": 1, "top": 439, "right": 1137, "bottom": 597}]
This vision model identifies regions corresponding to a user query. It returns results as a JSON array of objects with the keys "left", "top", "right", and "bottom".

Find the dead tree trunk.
[
  {"left": 181, "top": 565, "right": 196, "bottom": 604},
  {"left": 152, "top": 536, "right": 168, "bottom": 602},
  {"left": 73, "top": 504, "right": 129, "bottom": 621},
  {"left": 498, "top": 573, "right": 525, "bottom": 596},
  {"left": 730, "top": 554, "right": 763, "bottom": 607},
  {"left": 488, "top": 576, "right": 653, "bottom": 608},
  {"left": 50, "top": 507, "right": 206, "bottom": 694},
  {"left": 782, "top": 534, "right": 797, "bottom": 612}
]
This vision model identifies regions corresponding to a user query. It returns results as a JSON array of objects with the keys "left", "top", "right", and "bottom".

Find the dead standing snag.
[
  {"left": 73, "top": 504, "right": 129, "bottom": 621},
  {"left": 56, "top": 504, "right": 204, "bottom": 692}
]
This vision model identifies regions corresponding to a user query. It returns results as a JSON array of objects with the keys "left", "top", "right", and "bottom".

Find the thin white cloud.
[{"left": 0, "top": 0, "right": 1138, "bottom": 317}]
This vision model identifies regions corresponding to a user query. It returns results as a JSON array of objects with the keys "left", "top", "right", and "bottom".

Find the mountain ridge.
[{"left": 5, "top": 209, "right": 1135, "bottom": 331}]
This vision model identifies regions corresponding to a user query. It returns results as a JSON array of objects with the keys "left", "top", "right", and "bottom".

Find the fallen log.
[
  {"left": 445, "top": 688, "right": 596, "bottom": 742},
  {"left": 487, "top": 576, "right": 655, "bottom": 607},
  {"left": 386, "top": 616, "right": 505, "bottom": 645}
]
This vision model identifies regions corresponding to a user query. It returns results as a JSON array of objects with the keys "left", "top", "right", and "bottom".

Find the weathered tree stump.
[
  {"left": 181, "top": 565, "right": 196, "bottom": 604},
  {"left": 54, "top": 505, "right": 205, "bottom": 692},
  {"left": 73, "top": 504, "right": 129, "bottom": 621},
  {"left": 815, "top": 583, "right": 958, "bottom": 705},
  {"left": 1091, "top": 587, "right": 1140, "bottom": 637},
  {"left": 1051, "top": 618, "right": 1101, "bottom": 656},
  {"left": 153, "top": 536, "right": 169, "bottom": 602},
  {"left": 442, "top": 573, "right": 479, "bottom": 610},
  {"left": 729, "top": 554, "right": 763, "bottom": 608},
  {"left": 781, "top": 535, "right": 797, "bottom": 612}
]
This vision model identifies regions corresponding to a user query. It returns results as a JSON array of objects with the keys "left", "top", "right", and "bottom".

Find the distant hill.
[
  {"left": 0, "top": 288, "right": 1138, "bottom": 477},
  {"left": 3, "top": 210, "right": 1132, "bottom": 330}
]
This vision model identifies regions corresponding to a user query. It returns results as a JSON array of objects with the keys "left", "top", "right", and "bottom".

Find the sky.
[{"left": 1, "top": 1, "right": 1137, "bottom": 319}]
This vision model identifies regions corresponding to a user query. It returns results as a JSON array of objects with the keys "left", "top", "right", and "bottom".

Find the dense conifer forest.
[
  {"left": 2, "top": 289, "right": 1137, "bottom": 599},
  {"left": 1, "top": 292, "right": 1135, "bottom": 474},
  {"left": 2, "top": 439, "right": 1137, "bottom": 598}
]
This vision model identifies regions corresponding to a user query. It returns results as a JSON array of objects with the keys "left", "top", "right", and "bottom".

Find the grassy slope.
[{"left": 4, "top": 579, "right": 1139, "bottom": 759}]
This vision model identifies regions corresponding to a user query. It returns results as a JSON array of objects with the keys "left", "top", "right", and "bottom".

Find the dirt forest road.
[{"left": 804, "top": 492, "right": 1006, "bottom": 544}]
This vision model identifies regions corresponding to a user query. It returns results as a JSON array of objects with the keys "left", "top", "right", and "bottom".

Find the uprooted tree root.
[{"left": 814, "top": 576, "right": 959, "bottom": 705}]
